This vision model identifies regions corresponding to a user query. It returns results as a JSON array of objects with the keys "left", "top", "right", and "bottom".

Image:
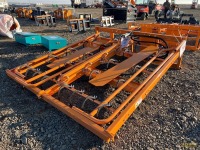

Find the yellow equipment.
[
  {"left": 15, "top": 7, "right": 27, "bottom": 18},
  {"left": 6, "top": 27, "right": 186, "bottom": 142},
  {"left": 15, "top": 7, "right": 34, "bottom": 19},
  {"left": 54, "top": 8, "right": 74, "bottom": 20},
  {"left": 128, "top": 22, "right": 200, "bottom": 51}
]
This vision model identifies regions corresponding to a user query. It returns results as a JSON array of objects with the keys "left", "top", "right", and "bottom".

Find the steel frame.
[
  {"left": 128, "top": 22, "right": 200, "bottom": 51},
  {"left": 6, "top": 27, "right": 186, "bottom": 142}
]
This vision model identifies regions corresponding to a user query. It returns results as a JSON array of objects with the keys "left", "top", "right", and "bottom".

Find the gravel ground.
[{"left": 0, "top": 6, "right": 200, "bottom": 150}]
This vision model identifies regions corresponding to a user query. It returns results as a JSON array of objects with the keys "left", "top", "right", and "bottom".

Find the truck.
[
  {"left": 0, "top": 0, "right": 8, "bottom": 12},
  {"left": 74, "top": 0, "right": 102, "bottom": 8}
]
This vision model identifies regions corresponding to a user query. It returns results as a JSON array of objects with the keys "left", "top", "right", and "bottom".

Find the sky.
[{"left": 7, "top": 0, "right": 194, "bottom": 4}]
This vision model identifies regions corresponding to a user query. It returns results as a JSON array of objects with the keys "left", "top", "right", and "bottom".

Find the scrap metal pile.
[{"left": 6, "top": 27, "right": 186, "bottom": 142}]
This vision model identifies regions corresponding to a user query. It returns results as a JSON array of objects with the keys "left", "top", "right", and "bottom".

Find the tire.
[{"left": 141, "top": 13, "right": 146, "bottom": 20}]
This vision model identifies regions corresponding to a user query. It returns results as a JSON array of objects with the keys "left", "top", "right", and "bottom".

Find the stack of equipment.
[
  {"left": 101, "top": 16, "right": 115, "bottom": 27},
  {"left": 35, "top": 15, "right": 56, "bottom": 27},
  {"left": 69, "top": 19, "right": 90, "bottom": 32}
]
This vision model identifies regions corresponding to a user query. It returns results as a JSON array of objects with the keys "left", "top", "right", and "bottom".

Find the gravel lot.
[{"left": 0, "top": 6, "right": 200, "bottom": 150}]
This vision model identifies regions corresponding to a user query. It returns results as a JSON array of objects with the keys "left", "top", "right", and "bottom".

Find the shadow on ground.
[{"left": 0, "top": 39, "right": 104, "bottom": 149}]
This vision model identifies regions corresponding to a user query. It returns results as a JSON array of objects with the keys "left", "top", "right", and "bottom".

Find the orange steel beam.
[
  {"left": 17, "top": 34, "right": 99, "bottom": 74},
  {"left": 106, "top": 44, "right": 182, "bottom": 135},
  {"left": 6, "top": 27, "right": 186, "bottom": 142},
  {"left": 44, "top": 43, "right": 119, "bottom": 96},
  {"left": 128, "top": 23, "right": 200, "bottom": 51}
]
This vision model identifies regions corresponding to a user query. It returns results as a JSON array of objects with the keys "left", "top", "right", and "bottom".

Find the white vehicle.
[
  {"left": 0, "top": 0, "right": 8, "bottom": 12},
  {"left": 74, "top": 0, "right": 81, "bottom": 8},
  {"left": 74, "top": 0, "right": 102, "bottom": 8}
]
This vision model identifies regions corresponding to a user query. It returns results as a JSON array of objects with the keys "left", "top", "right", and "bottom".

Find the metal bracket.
[
  {"left": 81, "top": 95, "right": 97, "bottom": 109},
  {"left": 89, "top": 70, "right": 101, "bottom": 80},
  {"left": 116, "top": 79, "right": 125, "bottom": 87},
  {"left": 96, "top": 103, "right": 112, "bottom": 117},
  {"left": 106, "top": 58, "right": 118, "bottom": 68}
]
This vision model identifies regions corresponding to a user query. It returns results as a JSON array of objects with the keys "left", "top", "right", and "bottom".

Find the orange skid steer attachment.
[
  {"left": 6, "top": 27, "right": 186, "bottom": 142},
  {"left": 128, "top": 22, "right": 200, "bottom": 51}
]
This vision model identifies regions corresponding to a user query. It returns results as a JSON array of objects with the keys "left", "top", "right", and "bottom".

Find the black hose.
[
  {"left": 130, "top": 33, "right": 169, "bottom": 58},
  {"left": 130, "top": 33, "right": 169, "bottom": 48},
  {"left": 134, "top": 40, "right": 167, "bottom": 49}
]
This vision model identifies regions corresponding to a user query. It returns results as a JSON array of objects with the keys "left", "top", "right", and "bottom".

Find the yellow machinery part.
[
  {"left": 128, "top": 22, "right": 200, "bottom": 51},
  {"left": 6, "top": 27, "right": 186, "bottom": 142}
]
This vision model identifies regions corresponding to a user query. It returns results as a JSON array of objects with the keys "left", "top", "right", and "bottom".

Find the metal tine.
[
  {"left": 64, "top": 86, "right": 84, "bottom": 106},
  {"left": 32, "top": 69, "right": 42, "bottom": 77},
  {"left": 106, "top": 58, "right": 118, "bottom": 69},
  {"left": 68, "top": 90, "right": 76, "bottom": 106},
  {"left": 81, "top": 95, "right": 97, "bottom": 109},
  {"left": 96, "top": 103, "right": 112, "bottom": 117},
  {"left": 58, "top": 82, "right": 74, "bottom": 99},
  {"left": 116, "top": 79, "right": 125, "bottom": 87},
  {"left": 89, "top": 70, "right": 101, "bottom": 80},
  {"left": 40, "top": 75, "right": 50, "bottom": 81},
  {"left": 133, "top": 65, "right": 141, "bottom": 72},
  {"left": 76, "top": 89, "right": 85, "bottom": 94},
  {"left": 25, "top": 67, "right": 39, "bottom": 77}
]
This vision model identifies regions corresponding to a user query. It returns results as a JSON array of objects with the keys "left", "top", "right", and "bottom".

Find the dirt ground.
[{"left": 0, "top": 6, "right": 200, "bottom": 150}]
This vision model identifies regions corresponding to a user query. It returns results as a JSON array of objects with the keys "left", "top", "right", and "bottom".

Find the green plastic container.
[
  {"left": 15, "top": 32, "right": 41, "bottom": 46},
  {"left": 41, "top": 36, "right": 67, "bottom": 51}
]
